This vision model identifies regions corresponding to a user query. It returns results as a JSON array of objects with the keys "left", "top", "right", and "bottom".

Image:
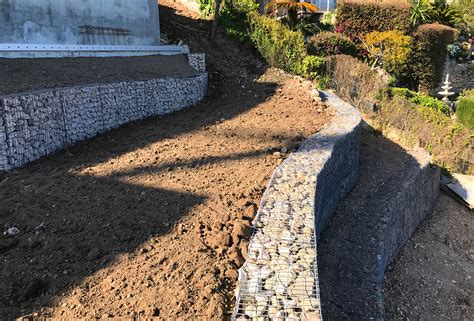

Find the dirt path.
[
  {"left": 0, "top": 3, "right": 332, "bottom": 318},
  {"left": 384, "top": 193, "right": 474, "bottom": 320}
]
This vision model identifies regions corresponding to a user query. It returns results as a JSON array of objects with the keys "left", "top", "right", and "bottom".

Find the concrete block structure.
[{"left": 0, "top": 0, "right": 187, "bottom": 57}]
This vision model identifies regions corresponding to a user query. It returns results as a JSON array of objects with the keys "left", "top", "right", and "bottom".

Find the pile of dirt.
[{"left": 0, "top": 22, "right": 333, "bottom": 320}]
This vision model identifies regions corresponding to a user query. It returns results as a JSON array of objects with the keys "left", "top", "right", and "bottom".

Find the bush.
[
  {"left": 456, "top": 95, "right": 474, "bottom": 129},
  {"left": 300, "top": 55, "right": 325, "bottom": 80},
  {"left": 336, "top": 0, "right": 412, "bottom": 35},
  {"left": 221, "top": 0, "right": 259, "bottom": 42},
  {"left": 452, "top": 0, "right": 474, "bottom": 35},
  {"left": 248, "top": 13, "right": 307, "bottom": 74},
  {"left": 324, "top": 55, "right": 388, "bottom": 112},
  {"left": 379, "top": 95, "right": 473, "bottom": 173},
  {"left": 307, "top": 32, "right": 358, "bottom": 57},
  {"left": 320, "top": 54, "right": 472, "bottom": 172},
  {"left": 429, "top": 0, "right": 463, "bottom": 28},
  {"left": 389, "top": 87, "right": 450, "bottom": 115},
  {"left": 409, "top": 23, "right": 459, "bottom": 94},
  {"left": 363, "top": 30, "right": 412, "bottom": 82},
  {"left": 447, "top": 41, "right": 471, "bottom": 61}
]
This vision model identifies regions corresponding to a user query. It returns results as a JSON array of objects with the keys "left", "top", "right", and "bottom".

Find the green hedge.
[
  {"left": 390, "top": 87, "right": 450, "bottom": 115},
  {"left": 457, "top": 97, "right": 474, "bottom": 129},
  {"left": 336, "top": 0, "right": 411, "bottom": 35},
  {"left": 323, "top": 54, "right": 472, "bottom": 173},
  {"left": 379, "top": 95, "right": 472, "bottom": 173},
  {"left": 409, "top": 23, "right": 459, "bottom": 94},
  {"left": 248, "top": 13, "right": 306, "bottom": 74}
]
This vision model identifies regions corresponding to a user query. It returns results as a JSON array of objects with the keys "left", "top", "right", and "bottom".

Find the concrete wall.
[
  {"left": 0, "top": 0, "right": 160, "bottom": 46},
  {"left": 0, "top": 72, "right": 208, "bottom": 171},
  {"left": 233, "top": 86, "right": 362, "bottom": 320}
]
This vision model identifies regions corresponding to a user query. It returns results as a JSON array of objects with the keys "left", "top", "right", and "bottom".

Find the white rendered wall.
[{"left": 0, "top": 0, "right": 161, "bottom": 46}]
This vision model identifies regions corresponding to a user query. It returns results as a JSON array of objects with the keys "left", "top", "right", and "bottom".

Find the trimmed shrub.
[
  {"left": 456, "top": 95, "right": 474, "bottom": 129},
  {"left": 336, "top": 0, "right": 412, "bottom": 35},
  {"left": 248, "top": 13, "right": 306, "bottom": 74},
  {"left": 307, "top": 32, "right": 358, "bottom": 57},
  {"left": 389, "top": 87, "right": 450, "bottom": 115},
  {"left": 363, "top": 30, "right": 412, "bottom": 82},
  {"left": 409, "top": 23, "right": 459, "bottom": 94},
  {"left": 324, "top": 55, "right": 388, "bottom": 112},
  {"left": 379, "top": 95, "right": 472, "bottom": 173}
]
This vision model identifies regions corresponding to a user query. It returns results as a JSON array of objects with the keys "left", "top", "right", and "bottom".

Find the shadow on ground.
[
  {"left": 0, "top": 5, "right": 281, "bottom": 319},
  {"left": 317, "top": 125, "right": 439, "bottom": 320},
  {"left": 0, "top": 82, "right": 277, "bottom": 320}
]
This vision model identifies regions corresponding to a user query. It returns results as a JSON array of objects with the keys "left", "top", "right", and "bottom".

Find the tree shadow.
[
  {"left": 0, "top": 5, "right": 283, "bottom": 317},
  {"left": 0, "top": 71, "right": 283, "bottom": 319}
]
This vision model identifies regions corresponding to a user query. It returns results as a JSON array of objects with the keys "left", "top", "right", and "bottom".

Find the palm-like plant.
[
  {"left": 265, "top": 1, "right": 319, "bottom": 29},
  {"left": 409, "top": 0, "right": 432, "bottom": 27},
  {"left": 429, "top": 0, "right": 462, "bottom": 27}
]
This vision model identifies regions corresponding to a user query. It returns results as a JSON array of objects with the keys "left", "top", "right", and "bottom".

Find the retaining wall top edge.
[{"left": 0, "top": 72, "right": 208, "bottom": 99}]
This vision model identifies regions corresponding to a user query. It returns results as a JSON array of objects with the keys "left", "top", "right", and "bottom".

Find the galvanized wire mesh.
[{"left": 232, "top": 166, "right": 322, "bottom": 321}]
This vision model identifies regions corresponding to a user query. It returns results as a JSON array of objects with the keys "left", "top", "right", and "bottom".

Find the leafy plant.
[
  {"left": 300, "top": 55, "right": 325, "bottom": 79},
  {"left": 362, "top": 30, "right": 412, "bottom": 83},
  {"left": 429, "top": 0, "right": 463, "bottom": 27},
  {"left": 447, "top": 43, "right": 464, "bottom": 59},
  {"left": 379, "top": 95, "right": 472, "bottom": 173},
  {"left": 409, "top": 0, "right": 432, "bottom": 26},
  {"left": 389, "top": 87, "right": 450, "bottom": 115},
  {"left": 248, "top": 12, "right": 307, "bottom": 74},
  {"left": 220, "top": 0, "right": 259, "bottom": 42},
  {"left": 199, "top": 0, "right": 215, "bottom": 16},
  {"left": 307, "top": 32, "right": 358, "bottom": 57},
  {"left": 457, "top": 90, "right": 474, "bottom": 129},
  {"left": 452, "top": 0, "right": 474, "bottom": 34}
]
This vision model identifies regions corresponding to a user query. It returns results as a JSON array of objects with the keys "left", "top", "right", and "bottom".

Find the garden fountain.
[{"left": 438, "top": 74, "right": 455, "bottom": 115}]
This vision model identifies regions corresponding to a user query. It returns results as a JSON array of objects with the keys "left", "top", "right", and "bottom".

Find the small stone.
[
  {"left": 86, "top": 248, "right": 101, "bottom": 261},
  {"left": 240, "top": 239, "right": 249, "bottom": 258},
  {"left": 228, "top": 247, "right": 245, "bottom": 267},
  {"left": 232, "top": 223, "right": 253, "bottom": 242},
  {"left": 243, "top": 204, "right": 257, "bottom": 220},
  {"left": 225, "top": 269, "right": 238, "bottom": 280},
  {"left": 4, "top": 226, "right": 20, "bottom": 236}
]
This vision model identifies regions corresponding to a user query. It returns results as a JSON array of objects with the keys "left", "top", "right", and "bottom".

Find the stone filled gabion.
[
  {"left": 187, "top": 53, "right": 206, "bottom": 73},
  {"left": 0, "top": 73, "right": 208, "bottom": 172},
  {"left": 233, "top": 90, "right": 361, "bottom": 321}
]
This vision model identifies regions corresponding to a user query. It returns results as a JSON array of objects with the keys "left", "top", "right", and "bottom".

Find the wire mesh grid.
[{"left": 233, "top": 199, "right": 321, "bottom": 320}]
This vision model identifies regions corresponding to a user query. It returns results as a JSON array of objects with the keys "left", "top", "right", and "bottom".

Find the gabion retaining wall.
[
  {"left": 0, "top": 73, "right": 208, "bottom": 171},
  {"left": 233, "top": 90, "right": 361, "bottom": 320}
]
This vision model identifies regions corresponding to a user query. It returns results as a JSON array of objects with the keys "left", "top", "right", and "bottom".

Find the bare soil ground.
[
  {"left": 0, "top": 2, "right": 333, "bottom": 318},
  {"left": 384, "top": 192, "right": 474, "bottom": 320},
  {"left": 0, "top": 54, "right": 197, "bottom": 96}
]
